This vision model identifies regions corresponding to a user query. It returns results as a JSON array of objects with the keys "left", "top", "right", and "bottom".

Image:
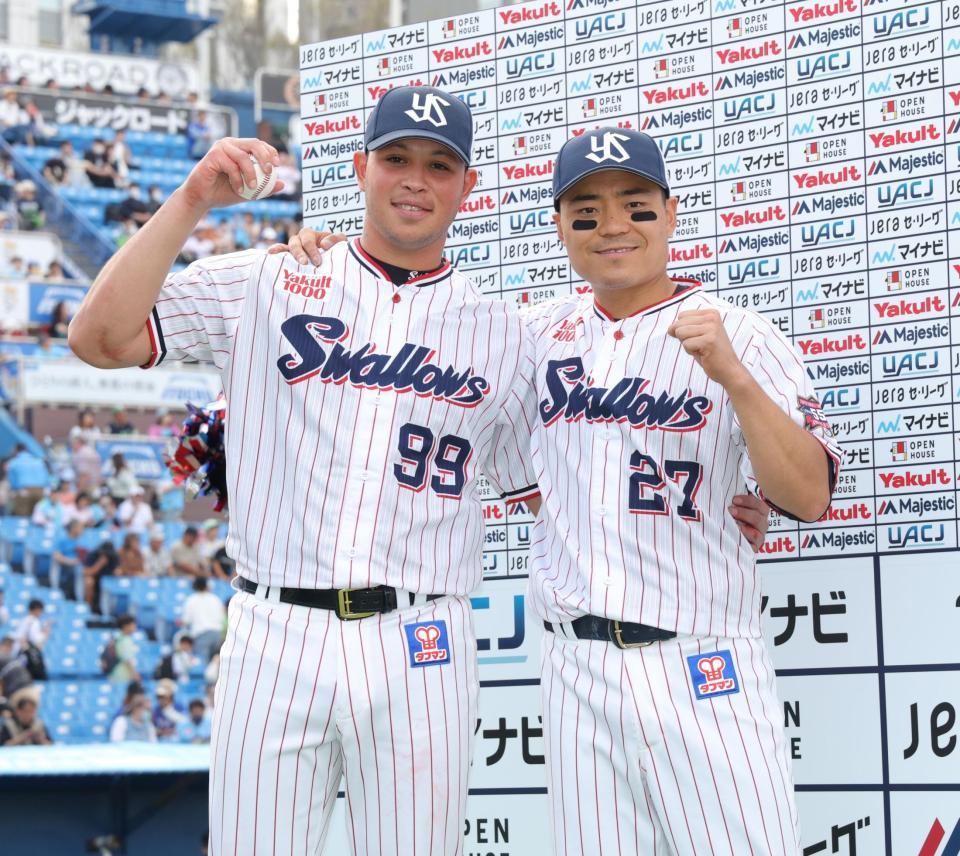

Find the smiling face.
[
  {"left": 555, "top": 170, "right": 677, "bottom": 303},
  {"left": 354, "top": 138, "right": 477, "bottom": 269}
]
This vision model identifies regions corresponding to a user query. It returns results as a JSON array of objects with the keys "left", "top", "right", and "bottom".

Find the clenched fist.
[{"left": 667, "top": 308, "right": 749, "bottom": 389}]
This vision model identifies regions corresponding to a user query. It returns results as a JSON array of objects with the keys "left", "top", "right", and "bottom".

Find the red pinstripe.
[{"left": 252, "top": 606, "right": 291, "bottom": 849}]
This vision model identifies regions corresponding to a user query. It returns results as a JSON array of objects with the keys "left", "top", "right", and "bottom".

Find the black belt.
[
  {"left": 544, "top": 615, "right": 676, "bottom": 650},
  {"left": 237, "top": 576, "right": 441, "bottom": 620}
]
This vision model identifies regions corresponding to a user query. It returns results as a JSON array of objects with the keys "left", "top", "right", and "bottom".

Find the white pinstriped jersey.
[
  {"left": 521, "top": 283, "right": 841, "bottom": 639},
  {"left": 144, "top": 240, "right": 537, "bottom": 593}
]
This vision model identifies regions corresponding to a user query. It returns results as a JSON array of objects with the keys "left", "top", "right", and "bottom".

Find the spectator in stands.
[
  {"left": 274, "top": 153, "right": 301, "bottom": 200},
  {"left": 0, "top": 151, "right": 14, "bottom": 204},
  {"left": 108, "top": 407, "right": 136, "bottom": 436},
  {"left": 178, "top": 698, "right": 211, "bottom": 744},
  {"left": 0, "top": 690, "right": 52, "bottom": 745},
  {"left": 256, "top": 119, "right": 288, "bottom": 154},
  {"left": 83, "top": 538, "right": 118, "bottom": 609},
  {"left": 108, "top": 129, "right": 134, "bottom": 187},
  {"left": 105, "top": 451, "right": 139, "bottom": 502},
  {"left": 147, "top": 409, "right": 176, "bottom": 439},
  {"left": 26, "top": 261, "right": 42, "bottom": 278},
  {"left": 5, "top": 443, "right": 49, "bottom": 515},
  {"left": 106, "top": 183, "right": 151, "bottom": 227},
  {"left": 31, "top": 487, "right": 69, "bottom": 528},
  {"left": 198, "top": 519, "right": 223, "bottom": 565},
  {"left": 117, "top": 486, "right": 153, "bottom": 534},
  {"left": 209, "top": 540, "right": 234, "bottom": 582},
  {"left": 179, "top": 577, "right": 224, "bottom": 664},
  {"left": 94, "top": 494, "right": 121, "bottom": 530},
  {"left": 71, "top": 491, "right": 96, "bottom": 527},
  {"left": 117, "top": 532, "right": 145, "bottom": 577},
  {"left": 45, "top": 260, "right": 66, "bottom": 281},
  {"left": 83, "top": 138, "right": 117, "bottom": 189},
  {"left": 170, "top": 527, "right": 205, "bottom": 578},
  {"left": 186, "top": 110, "right": 214, "bottom": 159},
  {"left": 2, "top": 255, "right": 25, "bottom": 278},
  {"left": 108, "top": 615, "right": 140, "bottom": 684},
  {"left": 4, "top": 99, "right": 55, "bottom": 146},
  {"left": 152, "top": 678, "right": 185, "bottom": 741},
  {"left": 143, "top": 526, "right": 172, "bottom": 577},
  {"left": 0, "top": 461, "right": 9, "bottom": 515},
  {"left": 155, "top": 476, "right": 186, "bottom": 522},
  {"left": 112, "top": 679, "right": 144, "bottom": 721},
  {"left": 69, "top": 408, "right": 102, "bottom": 446},
  {"left": 0, "top": 635, "right": 34, "bottom": 715},
  {"left": 179, "top": 221, "right": 217, "bottom": 263},
  {"left": 109, "top": 692, "right": 156, "bottom": 742},
  {"left": 13, "top": 599, "right": 50, "bottom": 680},
  {"left": 14, "top": 180, "right": 45, "bottom": 231},
  {"left": 155, "top": 633, "right": 196, "bottom": 682},
  {"left": 0, "top": 89, "right": 22, "bottom": 132},
  {"left": 69, "top": 436, "right": 101, "bottom": 492},
  {"left": 43, "top": 141, "right": 72, "bottom": 185},
  {"left": 146, "top": 184, "right": 163, "bottom": 215},
  {"left": 49, "top": 300, "right": 71, "bottom": 338},
  {"left": 0, "top": 592, "right": 8, "bottom": 628},
  {"left": 52, "top": 519, "right": 86, "bottom": 587}
]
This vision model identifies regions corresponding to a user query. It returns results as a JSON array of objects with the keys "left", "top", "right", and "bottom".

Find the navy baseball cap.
[
  {"left": 365, "top": 85, "right": 473, "bottom": 165},
  {"left": 553, "top": 128, "right": 670, "bottom": 210}
]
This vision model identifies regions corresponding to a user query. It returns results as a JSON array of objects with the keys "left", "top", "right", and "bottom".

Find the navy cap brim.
[
  {"left": 554, "top": 164, "right": 670, "bottom": 209},
  {"left": 367, "top": 129, "right": 470, "bottom": 165}
]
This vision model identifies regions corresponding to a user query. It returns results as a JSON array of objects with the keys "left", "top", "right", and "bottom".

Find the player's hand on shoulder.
[
  {"left": 180, "top": 138, "right": 282, "bottom": 212},
  {"left": 728, "top": 493, "right": 770, "bottom": 553},
  {"left": 667, "top": 308, "right": 749, "bottom": 388},
  {"left": 265, "top": 228, "right": 347, "bottom": 266}
]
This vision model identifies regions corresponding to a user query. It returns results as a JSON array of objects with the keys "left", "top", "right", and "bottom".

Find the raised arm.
[
  {"left": 68, "top": 138, "right": 281, "bottom": 369},
  {"left": 669, "top": 309, "right": 836, "bottom": 523}
]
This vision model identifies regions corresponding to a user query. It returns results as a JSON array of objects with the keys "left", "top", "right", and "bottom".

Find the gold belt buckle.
[
  {"left": 611, "top": 620, "right": 655, "bottom": 650},
  {"left": 337, "top": 588, "right": 376, "bottom": 621}
]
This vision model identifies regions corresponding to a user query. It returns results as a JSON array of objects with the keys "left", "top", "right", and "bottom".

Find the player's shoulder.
[
  {"left": 257, "top": 241, "right": 347, "bottom": 282},
  {"left": 174, "top": 248, "right": 266, "bottom": 285}
]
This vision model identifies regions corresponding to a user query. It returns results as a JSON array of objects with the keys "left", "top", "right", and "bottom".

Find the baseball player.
[
  {"left": 68, "top": 86, "right": 543, "bottom": 856},
  {"left": 519, "top": 129, "right": 842, "bottom": 855}
]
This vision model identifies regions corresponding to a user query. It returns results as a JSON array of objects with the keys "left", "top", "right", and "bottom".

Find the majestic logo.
[
  {"left": 277, "top": 315, "right": 489, "bottom": 406},
  {"left": 539, "top": 358, "right": 713, "bottom": 430},
  {"left": 404, "top": 92, "right": 449, "bottom": 127},
  {"left": 585, "top": 131, "right": 631, "bottom": 164}
]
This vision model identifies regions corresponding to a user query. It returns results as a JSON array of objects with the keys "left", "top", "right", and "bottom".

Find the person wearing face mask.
[
  {"left": 106, "top": 182, "right": 151, "bottom": 226},
  {"left": 146, "top": 184, "right": 163, "bottom": 214},
  {"left": 84, "top": 138, "right": 117, "bottom": 188}
]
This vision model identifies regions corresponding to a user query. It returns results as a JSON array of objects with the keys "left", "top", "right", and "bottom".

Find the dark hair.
[
  {"left": 184, "top": 526, "right": 198, "bottom": 537},
  {"left": 189, "top": 699, "right": 205, "bottom": 710},
  {"left": 192, "top": 576, "right": 208, "bottom": 592},
  {"left": 28, "top": 599, "right": 43, "bottom": 612},
  {"left": 117, "top": 614, "right": 135, "bottom": 629},
  {"left": 179, "top": 634, "right": 194, "bottom": 645}
]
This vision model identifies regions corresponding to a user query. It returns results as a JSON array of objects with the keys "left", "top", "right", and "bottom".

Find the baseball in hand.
[{"left": 238, "top": 157, "right": 277, "bottom": 200}]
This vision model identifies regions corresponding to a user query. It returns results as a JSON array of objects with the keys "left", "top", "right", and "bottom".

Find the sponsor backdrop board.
[{"left": 300, "top": 1, "right": 960, "bottom": 852}]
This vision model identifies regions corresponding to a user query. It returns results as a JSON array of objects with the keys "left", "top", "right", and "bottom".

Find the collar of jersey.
[
  {"left": 350, "top": 238, "right": 454, "bottom": 287},
  {"left": 592, "top": 278, "right": 701, "bottom": 323}
]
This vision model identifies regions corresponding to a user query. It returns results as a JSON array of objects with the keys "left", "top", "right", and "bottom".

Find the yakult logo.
[{"left": 280, "top": 270, "right": 331, "bottom": 300}]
